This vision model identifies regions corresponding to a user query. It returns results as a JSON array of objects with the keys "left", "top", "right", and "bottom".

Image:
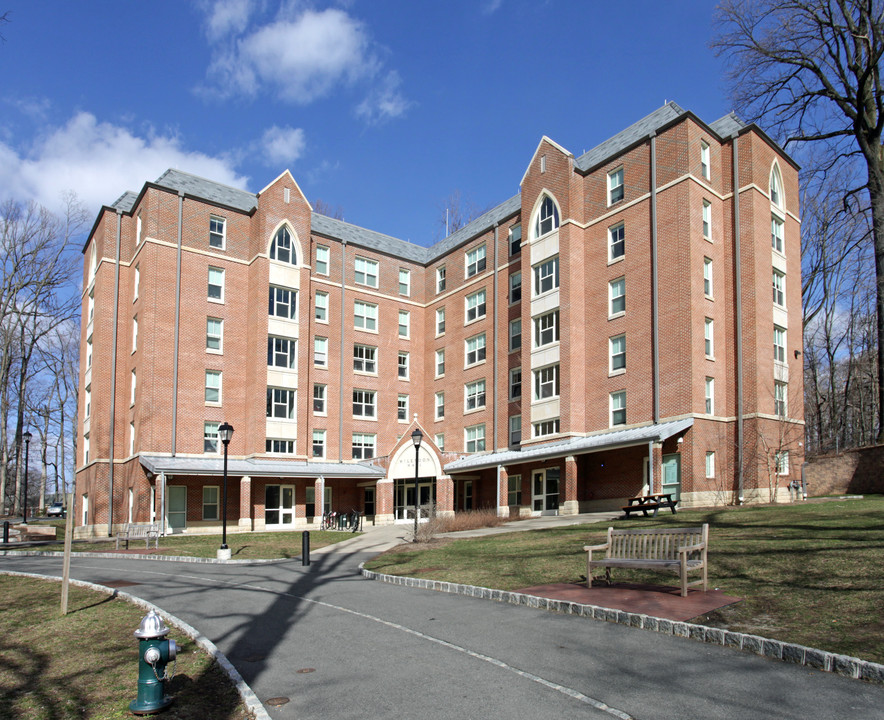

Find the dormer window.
[
  {"left": 534, "top": 195, "right": 560, "bottom": 238},
  {"left": 270, "top": 226, "right": 296, "bottom": 264}
]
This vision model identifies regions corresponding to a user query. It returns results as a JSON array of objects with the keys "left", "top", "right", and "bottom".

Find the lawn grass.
[
  {"left": 0, "top": 575, "right": 249, "bottom": 719},
  {"left": 364, "top": 496, "right": 884, "bottom": 664},
  {"left": 37, "top": 529, "right": 358, "bottom": 559}
]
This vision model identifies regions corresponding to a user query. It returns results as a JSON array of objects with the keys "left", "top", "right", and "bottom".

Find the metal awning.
[
  {"left": 139, "top": 455, "right": 386, "bottom": 479},
  {"left": 443, "top": 418, "right": 694, "bottom": 474}
]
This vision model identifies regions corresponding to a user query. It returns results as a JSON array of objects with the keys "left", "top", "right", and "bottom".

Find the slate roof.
[
  {"left": 444, "top": 418, "right": 694, "bottom": 473},
  {"left": 140, "top": 455, "right": 385, "bottom": 478},
  {"left": 105, "top": 103, "right": 770, "bottom": 264}
]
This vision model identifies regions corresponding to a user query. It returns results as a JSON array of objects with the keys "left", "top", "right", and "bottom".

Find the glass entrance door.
[
  {"left": 532, "top": 468, "right": 560, "bottom": 515},
  {"left": 395, "top": 478, "right": 435, "bottom": 521},
  {"left": 266, "top": 485, "right": 295, "bottom": 527},
  {"left": 168, "top": 486, "right": 186, "bottom": 530}
]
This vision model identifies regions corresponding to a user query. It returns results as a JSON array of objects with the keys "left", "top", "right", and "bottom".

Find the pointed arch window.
[
  {"left": 270, "top": 226, "right": 297, "bottom": 265},
  {"left": 533, "top": 195, "right": 560, "bottom": 239},
  {"left": 770, "top": 164, "right": 783, "bottom": 208}
]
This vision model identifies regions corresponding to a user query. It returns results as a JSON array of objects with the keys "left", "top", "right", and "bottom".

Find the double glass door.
[{"left": 266, "top": 485, "right": 295, "bottom": 527}]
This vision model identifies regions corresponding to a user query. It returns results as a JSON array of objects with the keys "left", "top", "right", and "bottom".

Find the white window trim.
[
  {"left": 703, "top": 257, "right": 714, "bottom": 299},
  {"left": 398, "top": 310, "right": 410, "bottom": 339},
  {"left": 354, "top": 299, "right": 379, "bottom": 333},
  {"left": 209, "top": 215, "right": 226, "bottom": 249},
  {"left": 609, "top": 334, "right": 626, "bottom": 376},
  {"left": 465, "top": 289, "right": 487, "bottom": 325},
  {"left": 704, "top": 318, "right": 715, "bottom": 359},
  {"left": 315, "top": 245, "right": 330, "bottom": 276},
  {"left": 205, "top": 370, "right": 222, "bottom": 406},
  {"left": 705, "top": 451, "right": 716, "bottom": 479},
  {"left": 314, "top": 290, "right": 329, "bottom": 324},
  {"left": 208, "top": 266, "right": 225, "bottom": 303},
  {"left": 465, "top": 332, "right": 487, "bottom": 368},
  {"left": 609, "top": 277, "right": 625, "bottom": 318},
  {"left": 608, "top": 223, "right": 625, "bottom": 263},
  {"left": 610, "top": 390, "right": 627, "bottom": 427},
  {"left": 354, "top": 256, "right": 379, "bottom": 288},
  {"left": 207, "top": 317, "right": 223, "bottom": 354},
  {"left": 607, "top": 167, "right": 624, "bottom": 206}
]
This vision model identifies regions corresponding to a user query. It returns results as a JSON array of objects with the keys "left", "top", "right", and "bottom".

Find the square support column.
[
  {"left": 561, "top": 456, "right": 580, "bottom": 515},
  {"left": 436, "top": 475, "right": 454, "bottom": 518},
  {"left": 238, "top": 476, "right": 252, "bottom": 529},
  {"left": 375, "top": 479, "right": 394, "bottom": 525},
  {"left": 497, "top": 466, "right": 510, "bottom": 517}
]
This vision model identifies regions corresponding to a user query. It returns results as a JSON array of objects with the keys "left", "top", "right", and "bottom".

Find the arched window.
[
  {"left": 270, "top": 226, "right": 296, "bottom": 265},
  {"left": 769, "top": 164, "right": 783, "bottom": 208},
  {"left": 533, "top": 195, "right": 560, "bottom": 239}
]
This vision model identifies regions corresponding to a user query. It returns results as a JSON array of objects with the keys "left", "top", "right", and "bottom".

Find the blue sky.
[{"left": 1, "top": 1, "right": 732, "bottom": 246}]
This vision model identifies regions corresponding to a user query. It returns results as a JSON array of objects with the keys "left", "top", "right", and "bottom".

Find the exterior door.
[
  {"left": 266, "top": 485, "right": 295, "bottom": 527},
  {"left": 532, "top": 468, "right": 560, "bottom": 515},
  {"left": 167, "top": 486, "right": 187, "bottom": 530},
  {"left": 661, "top": 454, "right": 682, "bottom": 500},
  {"left": 463, "top": 481, "right": 473, "bottom": 511}
]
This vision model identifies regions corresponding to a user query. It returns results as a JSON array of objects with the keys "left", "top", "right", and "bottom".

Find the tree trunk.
[{"left": 867, "top": 153, "right": 884, "bottom": 444}]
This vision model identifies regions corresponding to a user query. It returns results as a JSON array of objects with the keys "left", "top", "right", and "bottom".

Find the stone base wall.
[{"left": 805, "top": 445, "right": 884, "bottom": 496}]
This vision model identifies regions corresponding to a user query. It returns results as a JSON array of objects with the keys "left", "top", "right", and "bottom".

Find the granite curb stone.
[{"left": 360, "top": 564, "right": 884, "bottom": 684}]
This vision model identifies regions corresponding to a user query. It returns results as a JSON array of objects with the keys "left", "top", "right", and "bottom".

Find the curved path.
[{"left": 2, "top": 526, "right": 883, "bottom": 720}]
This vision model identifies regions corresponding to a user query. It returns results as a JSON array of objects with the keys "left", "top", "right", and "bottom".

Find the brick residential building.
[{"left": 75, "top": 102, "right": 803, "bottom": 537}]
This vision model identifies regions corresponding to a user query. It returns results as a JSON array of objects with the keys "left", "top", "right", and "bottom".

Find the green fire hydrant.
[{"left": 129, "top": 610, "right": 178, "bottom": 715}]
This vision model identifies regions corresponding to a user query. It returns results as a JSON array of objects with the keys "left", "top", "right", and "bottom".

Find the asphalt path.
[{"left": 2, "top": 544, "right": 883, "bottom": 720}]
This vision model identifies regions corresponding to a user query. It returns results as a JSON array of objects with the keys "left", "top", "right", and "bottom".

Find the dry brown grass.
[{"left": 414, "top": 508, "right": 507, "bottom": 542}]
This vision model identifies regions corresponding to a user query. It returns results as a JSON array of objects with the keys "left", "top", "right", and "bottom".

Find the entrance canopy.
[
  {"left": 140, "top": 455, "right": 385, "bottom": 479},
  {"left": 443, "top": 418, "right": 693, "bottom": 474}
]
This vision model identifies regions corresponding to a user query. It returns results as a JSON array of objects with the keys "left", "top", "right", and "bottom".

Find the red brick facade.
[{"left": 75, "top": 104, "right": 804, "bottom": 537}]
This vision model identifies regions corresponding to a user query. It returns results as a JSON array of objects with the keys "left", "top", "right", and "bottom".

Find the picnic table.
[{"left": 621, "top": 493, "right": 678, "bottom": 518}]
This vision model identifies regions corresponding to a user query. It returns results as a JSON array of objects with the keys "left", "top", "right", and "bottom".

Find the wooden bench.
[
  {"left": 584, "top": 524, "right": 709, "bottom": 597},
  {"left": 621, "top": 493, "right": 678, "bottom": 518},
  {"left": 115, "top": 523, "right": 159, "bottom": 550}
]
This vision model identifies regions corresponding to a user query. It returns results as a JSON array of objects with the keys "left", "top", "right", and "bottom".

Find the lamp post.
[
  {"left": 21, "top": 430, "right": 32, "bottom": 524},
  {"left": 218, "top": 423, "right": 234, "bottom": 558},
  {"left": 411, "top": 428, "right": 422, "bottom": 542}
]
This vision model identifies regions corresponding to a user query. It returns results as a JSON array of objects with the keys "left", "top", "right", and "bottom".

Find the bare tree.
[
  {"left": 435, "top": 190, "right": 488, "bottom": 241},
  {"left": 311, "top": 198, "right": 345, "bottom": 220},
  {"left": 714, "top": 0, "right": 884, "bottom": 441}
]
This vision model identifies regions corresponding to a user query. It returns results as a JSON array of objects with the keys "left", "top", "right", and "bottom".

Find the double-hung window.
[
  {"left": 610, "top": 391, "right": 627, "bottom": 426},
  {"left": 398, "top": 310, "right": 410, "bottom": 338},
  {"left": 208, "top": 267, "right": 224, "bottom": 301},
  {"left": 703, "top": 258, "right": 713, "bottom": 297},
  {"left": 466, "top": 245, "right": 487, "bottom": 278},
  {"left": 205, "top": 370, "right": 221, "bottom": 404},
  {"left": 610, "top": 335, "right": 626, "bottom": 373},
  {"left": 312, "top": 430, "right": 326, "bottom": 459},
  {"left": 314, "top": 337, "right": 328, "bottom": 367},
  {"left": 268, "top": 336, "right": 297, "bottom": 369},
  {"left": 436, "top": 307, "right": 446, "bottom": 335},
  {"left": 776, "top": 451, "right": 789, "bottom": 475},
  {"left": 771, "top": 216, "right": 784, "bottom": 253},
  {"left": 509, "top": 319, "right": 521, "bottom": 351},
  {"left": 533, "top": 257, "right": 559, "bottom": 296},
  {"left": 266, "top": 388, "right": 295, "bottom": 419},
  {"left": 353, "top": 389, "right": 377, "bottom": 418},
  {"left": 509, "top": 225, "right": 522, "bottom": 256},
  {"left": 465, "top": 380, "right": 486, "bottom": 411},
  {"left": 353, "top": 344, "right": 377, "bottom": 374},
  {"left": 704, "top": 318, "right": 714, "bottom": 357},
  {"left": 209, "top": 216, "right": 226, "bottom": 248},
  {"left": 354, "top": 300, "right": 378, "bottom": 331},
  {"left": 465, "top": 289, "right": 486, "bottom": 323},
  {"left": 314, "top": 291, "right": 328, "bottom": 322},
  {"left": 703, "top": 201, "right": 711, "bottom": 240},
  {"left": 398, "top": 351, "right": 409, "bottom": 379},
  {"left": 510, "top": 367, "right": 522, "bottom": 399},
  {"left": 609, "top": 223, "right": 625, "bottom": 260},
  {"left": 313, "top": 384, "right": 326, "bottom": 414},
  {"left": 706, "top": 452, "right": 716, "bottom": 478},
  {"left": 355, "top": 257, "right": 379, "bottom": 287},
  {"left": 533, "top": 310, "right": 559, "bottom": 347},
  {"left": 705, "top": 377, "right": 714, "bottom": 414},
  {"left": 203, "top": 486, "right": 219, "bottom": 519},
  {"left": 772, "top": 270, "right": 786, "bottom": 307},
  {"left": 509, "top": 272, "right": 522, "bottom": 303},
  {"left": 535, "top": 196, "right": 560, "bottom": 236},
  {"left": 608, "top": 168, "right": 624, "bottom": 204},
  {"left": 204, "top": 422, "right": 220, "bottom": 453},
  {"left": 465, "top": 333, "right": 486, "bottom": 367},
  {"left": 435, "top": 349, "right": 445, "bottom": 377},
  {"left": 269, "top": 286, "right": 297, "bottom": 320},
  {"left": 207, "top": 318, "right": 222, "bottom": 351},
  {"left": 534, "top": 364, "right": 560, "bottom": 400},
  {"left": 775, "top": 381, "right": 788, "bottom": 416},
  {"left": 399, "top": 268, "right": 411, "bottom": 296},
  {"left": 315, "top": 245, "right": 330, "bottom": 275},
  {"left": 435, "top": 391, "right": 445, "bottom": 420},
  {"left": 465, "top": 424, "right": 485, "bottom": 453},
  {"left": 700, "top": 141, "right": 710, "bottom": 180},
  {"left": 609, "top": 277, "right": 625, "bottom": 315},
  {"left": 352, "top": 433, "right": 376, "bottom": 460},
  {"left": 509, "top": 416, "right": 522, "bottom": 447},
  {"left": 774, "top": 326, "right": 787, "bottom": 363},
  {"left": 398, "top": 395, "right": 409, "bottom": 422},
  {"left": 436, "top": 266, "right": 446, "bottom": 293}
]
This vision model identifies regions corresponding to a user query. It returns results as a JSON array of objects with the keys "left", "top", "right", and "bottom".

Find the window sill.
[
  {"left": 352, "top": 416, "right": 378, "bottom": 423},
  {"left": 609, "top": 368, "right": 626, "bottom": 378},
  {"left": 206, "top": 348, "right": 223, "bottom": 355},
  {"left": 464, "top": 406, "right": 486, "bottom": 416},
  {"left": 705, "top": 294, "right": 714, "bottom": 301},
  {"left": 532, "top": 289, "right": 559, "bottom": 302},
  {"left": 208, "top": 297, "right": 225, "bottom": 305},
  {"left": 608, "top": 311, "right": 625, "bottom": 321},
  {"left": 354, "top": 327, "right": 379, "bottom": 335},
  {"left": 313, "top": 363, "right": 328, "bottom": 370},
  {"left": 464, "top": 316, "right": 487, "bottom": 328},
  {"left": 464, "top": 359, "right": 487, "bottom": 371},
  {"left": 354, "top": 370, "right": 378, "bottom": 377},
  {"left": 607, "top": 255, "right": 625, "bottom": 267}
]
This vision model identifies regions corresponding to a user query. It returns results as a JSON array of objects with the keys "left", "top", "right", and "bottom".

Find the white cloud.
[
  {"left": 481, "top": 0, "right": 503, "bottom": 14},
  {"left": 202, "top": 0, "right": 256, "bottom": 42},
  {"left": 355, "top": 70, "right": 410, "bottom": 125},
  {"left": 260, "top": 125, "right": 306, "bottom": 165},
  {"left": 207, "top": 8, "right": 373, "bottom": 103},
  {"left": 0, "top": 112, "right": 249, "bottom": 217}
]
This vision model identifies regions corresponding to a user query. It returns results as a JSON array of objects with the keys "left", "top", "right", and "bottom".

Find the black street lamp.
[
  {"left": 21, "top": 430, "right": 32, "bottom": 524},
  {"left": 218, "top": 423, "right": 234, "bottom": 555},
  {"left": 411, "top": 428, "right": 422, "bottom": 542}
]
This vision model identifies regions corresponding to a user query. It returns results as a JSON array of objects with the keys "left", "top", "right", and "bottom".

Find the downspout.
[
  {"left": 171, "top": 191, "right": 184, "bottom": 456},
  {"left": 339, "top": 240, "right": 347, "bottom": 459},
  {"left": 107, "top": 210, "right": 122, "bottom": 535},
  {"left": 649, "top": 134, "right": 659, "bottom": 497},
  {"left": 492, "top": 223, "right": 499, "bottom": 449},
  {"left": 733, "top": 134, "right": 745, "bottom": 504}
]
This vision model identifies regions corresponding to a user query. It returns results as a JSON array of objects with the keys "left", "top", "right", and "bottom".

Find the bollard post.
[
  {"left": 301, "top": 530, "right": 310, "bottom": 566},
  {"left": 2, "top": 521, "right": 8, "bottom": 543}
]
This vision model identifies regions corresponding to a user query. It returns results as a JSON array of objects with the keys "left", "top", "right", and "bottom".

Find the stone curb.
[
  {"left": 0, "top": 549, "right": 289, "bottom": 564},
  {"left": 359, "top": 564, "right": 884, "bottom": 684},
  {"left": 0, "top": 570, "right": 271, "bottom": 720}
]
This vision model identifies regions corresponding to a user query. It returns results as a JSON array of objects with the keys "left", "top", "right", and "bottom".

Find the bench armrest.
[
  {"left": 583, "top": 542, "right": 609, "bottom": 552},
  {"left": 678, "top": 542, "right": 706, "bottom": 554}
]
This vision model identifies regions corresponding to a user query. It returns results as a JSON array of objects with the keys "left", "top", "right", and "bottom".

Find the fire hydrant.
[{"left": 129, "top": 610, "right": 178, "bottom": 715}]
